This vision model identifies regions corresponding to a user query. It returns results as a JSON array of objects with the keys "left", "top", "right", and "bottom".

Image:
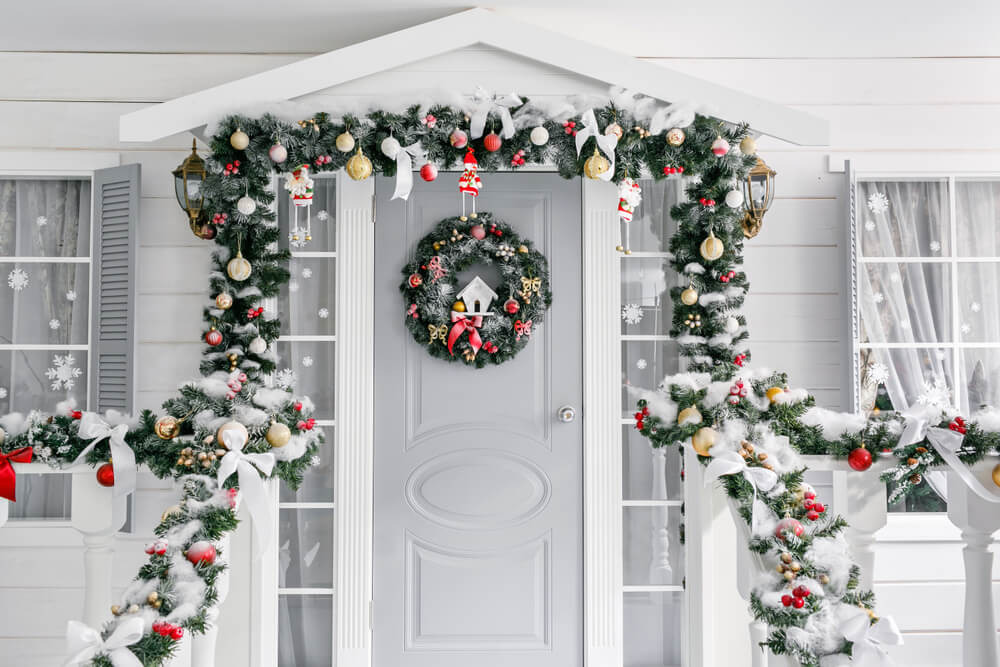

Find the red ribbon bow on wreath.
[
  {"left": 448, "top": 312, "right": 484, "bottom": 356},
  {"left": 0, "top": 447, "right": 33, "bottom": 502},
  {"left": 514, "top": 319, "right": 533, "bottom": 341}
]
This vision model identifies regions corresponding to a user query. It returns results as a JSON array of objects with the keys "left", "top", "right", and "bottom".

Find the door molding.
[{"left": 333, "top": 174, "right": 623, "bottom": 667}]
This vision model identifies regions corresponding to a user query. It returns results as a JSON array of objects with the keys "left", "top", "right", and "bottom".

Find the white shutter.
[{"left": 89, "top": 164, "right": 140, "bottom": 413}]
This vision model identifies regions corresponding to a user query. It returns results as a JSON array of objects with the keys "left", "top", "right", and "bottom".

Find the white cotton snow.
[
  {"left": 236, "top": 286, "right": 263, "bottom": 299},
  {"left": 0, "top": 413, "right": 27, "bottom": 437},
  {"left": 253, "top": 387, "right": 292, "bottom": 411},
  {"left": 698, "top": 292, "right": 728, "bottom": 307},
  {"left": 702, "top": 381, "right": 733, "bottom": 409},
  {"left": 683, "top": 263, "right": 706, "bottom": 275},
  {"left": 272, "top": 433, "right": 309, "bottom": 461},
  {"left": 800, "top": 407, "right": 868, "bottom": 440},
  {"left": 628, "top": 386, "right": 678, "bottom": 424},
  {"left": 774, "top": 388, "right": 810, "bottom": 406},
  {"left": 189, "top": 375, "right": 233, "bottom": 400},
  {"left": 676, "top": 334, "right": 707, "bottom": 345},
  {"left": 234, "top": 405, "right": 270, "bottom": 428},
  {"left": 972, "top": 407, "right": 1000, "bottom": 432},
  {"left": 805, "top": 535, "right": 855, "bottom": 598}
]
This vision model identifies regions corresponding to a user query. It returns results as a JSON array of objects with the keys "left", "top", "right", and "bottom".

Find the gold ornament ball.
[
  {"left": 666, "top": 128, "right": 686, "bottom": 147},
  {"left": 739, "top": 136, "right": 758, "bottom": 156},
  {"left": 230, "top": 129, "right": 250, "bottom": 150},
  {"left": 155, "top": 416, "right": 180, "bottom": 440},
  {"left": 677, "top": 405, "right": 703, "bottom": 425},
  {"left": 216, "top": 421, "right": 249, "bottom": 448},
  {"left": 583, "top": 148, "right": 611, "bottom": 180},
  {"left": 147, "top": 592, "right": 159, "bottom": 603},
  {"left": 681, "top": 286, "right": 699, "bottom": 306},
  {"left": 691, "top": 427, "right": 717, "bottom": 457},
  {"left": 335, "top": 131, "right": 356, "bottom": 153},
  {"left": 227, "top": 251, "right": 252, "bottom": 282},
  {"left": 604, "top": 122, "right": 623, "bottom": 139},
  {"left": 346, "top": 147, "right": 373, "bottom": 181},
  {"left": 215, "top": 292, "right": 233, "bottom": 310},
  {"left": 766, "top": 387, "right": 785, "bottom": 404},
  {"left": 992, "top": 463, "right": 1000, "bottom": 488},
  {"left": 452, "top": 301, "right": 466, "bottom": 313},
  {"left": 699, "top": 231, "right": 725, "bottom": 261},
  {"left": 266, "top": 422, "right": 292, "bottom": 448},
  {"left": 111, "top": 605, "right": 122, "bottom": 616}
]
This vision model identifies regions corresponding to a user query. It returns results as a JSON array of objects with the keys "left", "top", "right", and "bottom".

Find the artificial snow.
[
  {"left": 799, "top": 407, "right": 868, "bottom": 440},
  {"left": 683, "top": 263, "right": 705, "bottom": 275}
]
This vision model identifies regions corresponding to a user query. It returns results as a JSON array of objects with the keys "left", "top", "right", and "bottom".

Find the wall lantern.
[
  {"left": 172, "top": 139, "right": 211, "bottom": 238},
  {"left": 741, "top": 156, "right": 776, "bottom": 239}
]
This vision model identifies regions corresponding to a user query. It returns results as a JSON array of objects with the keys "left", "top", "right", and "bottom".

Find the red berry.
[
  {"left": 813, "top": 503, "right": 825, "bottom": 513},
  {"left": 634, "top": 412, "right": 643, "bottom": 420},
  {"left": 233, "top": 160, "right": 240, "bottom": 167},
  {"left": 294, "top": 402, "right": 303, "bottom": 411},
  {"left": 799, "top": 587, "right": 811, "bottom": 598},
  {"left": 677, "top": 167, "right": 685, "bottom": 173},
  {"left": 170, "top": 627, "right": 184, "bottom": 640},
  {"left": 807, "top": 511, "right": 820, "bottom": 521},
  {"left": 803, "top": 500, "right": 813, "bottom": 510},
  {"left": 642, "top": 407, "right": 650, "bottom": 416},
  {"left": 781, "top": 595, "right": 793, "bottom": 607},
  {"left": 792, "top": 597, "right": 805, "bottom": 609},
  {"left": 804, "top": 491, "right": 816, "bottom": 500},
  {"left": 71, "top": 410, "right": 83, "bottom": 419}
]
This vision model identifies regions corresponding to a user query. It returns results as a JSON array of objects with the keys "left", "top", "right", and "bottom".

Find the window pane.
[
  {"left": 858, "top": 180, "right": 949, "bottom": 257},
  {"left": 622, "top": 340, "right": 679, "bottom": 417},
  {"left": 623, "top": 426, "right": 682, "bottom": 502},
  {"left": 960, "top": 348, "right": 1000, "bottom": 412},
  {"left": 860, "top": 262, "right": 951, "bottom": 343},
  {"left": 6, "top": 474, "right": 71, "bottom": 520},
  {"left": 0, "top": 262, "right": 89, "bottom": 345},
  {"left": 278, "top": 595, "right": 333, "bottom": 667},
  {"left": 10, "top": 350, "right": 87, "bottom": 413},
  {"left": 279, "top": 508, "right": 334, "bottom": 589},
  {"left": 274, "top": 341, "right": 334, "bottom": 420},
  {"left": 280, "top": 258, "right": 335, "bottom": 336},
  {"left": 624, "top": 591, "right": 683, "bottom": 667},
  {"left": 955, "top": 262, "right": 1000, "bottom": 343},
  {"left": 858, "top": 348, "right": 954, "bottom": 412},
  {"left": 277, "top": 176, "right": 336, "bottom": 253},
  {"left": 955, "top": 179, "right": 1000, "bottom": 257},
  {"left": 630, "top": 178, "right": 682, "bottom": 253},
  {"left": 280, "top": 430, "right": 334, "bottom": 503},
  {"left": 623, "top": 506, "right": 684, "bottom": 587},
  {"left": 621, "top": 258, "right": 672, "bottom": 336},
  {"left": 0, "top": 179, "right": 91, "bottom": 258}
]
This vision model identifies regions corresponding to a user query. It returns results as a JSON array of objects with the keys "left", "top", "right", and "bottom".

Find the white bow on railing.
[
  {"left": 64, "top": 617, "right": 144, "bottom": 667},
  {"left": 900, "top": 414, "right": 1000, "bottom": 504},
  {"left": 469, "top": 86, "right": 522, "bottom": 139},
  {"left": 217, "top": 427, "right": 276, "bottom": 557},
  {"left": 574, "top": 109, "right": 618, "bottom": 182},
  {"left": 838, "top": 605, "right": 903, "bottom": 666},
  {"left": 704, "top": 449, "right": 778, "bottom": 534},
  {"left": 73, "top": 413, "right": 136, "bottom": 497},
  {"left": 391, "top": 141, "right": 426, "bottom": 201}
]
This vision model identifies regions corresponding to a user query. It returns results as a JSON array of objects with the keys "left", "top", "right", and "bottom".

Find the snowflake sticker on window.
[
  {"left": 867, "top": 191, "right": 889, "bottom": 214},
  {"left": 288, "top": 280, "right": 300, "bottom": 293},
  {"left": 66, "top": 290, "right": 77, "bottom": 302},
  {"left": 45, "top": 354, "right": 82, "bottom": 391},
  {"left": 621, "top": 303, "right": 643, "bottom": 325},
  {"left": 971, "top": 302, "right": 981, "bottom": 313},
  {"left": 864, "top": 362, "right": 889, "bottom": 387},
  {"left": 871, "top": 292, "right": 884, "bottom": 304},
  {"left": 929, "top": 240, "right": 941, "bottom": 253},
  {"left": 917, "top": 377, "right": 951, "bottom": 410},
  {"left": 316, "top": 210, "right": 330, "bottom": 222},
  {"left": 302, "top": 355, "right": 314, "bottom": 368},
  {"left": 0, "top": 387, "right": 8, "bottom": 399},
  {"left": 288, "top": 232, "right": 307, "bottom": 249},
  {"left": 318, "top": 308, "right": 329, "bottom": 319},
  {"left": 7, "top": 268, "right": 28, "bottom": 291},
  {"left": 35, "top": 215, "right": 48, "bottom": 227},
  {"left": 961, "top": 322, "right": 971, "bottom": 335},
  {"left": 273, "top": 368, "right": 297, "bottom": 389},
  {"left": 636, "top": 358, "right": 648, "bottom": 369},
  {"left": 864, "top": 220, "right": 876, "bottom": 232},
  {"left": 301, "top": 268, "right": 313, "bottom": 279},
  {"left": 49, "top": 319, "right": 60, "bottom": 330}
]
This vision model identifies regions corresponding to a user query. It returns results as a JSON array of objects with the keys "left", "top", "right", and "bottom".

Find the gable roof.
[
  {"left": 119, "top": 8, "right": 828, "bottom": 146},
  {"left": 456, "top": 276, "right": 498, "bottom": 301}
]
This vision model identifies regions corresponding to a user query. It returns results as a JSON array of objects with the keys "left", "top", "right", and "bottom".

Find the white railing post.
[
  {"left": 946, "top": 465, "right": 1000, "bottom": 667},
  {"left": 728, "top": 502, "right": 769, "bottom": 667},
  {"left": 0, "top": 497, "right": 8, "bottom": 529},
  {"left": 192, "top": 533, "right": 231, "bottom": 667},
  {"left": 70, "top": 467, "right": 127, "bottom": 627},
  {"left": 831, "top": 466, "right": 887, "bottom": 591},
  {"left": 648, "top": 447, "right": 672, "bottom": 585}
]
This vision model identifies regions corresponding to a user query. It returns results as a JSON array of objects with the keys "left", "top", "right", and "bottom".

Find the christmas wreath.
[{"left": 400, "top": 213, "right": 550, "bottom": 367}]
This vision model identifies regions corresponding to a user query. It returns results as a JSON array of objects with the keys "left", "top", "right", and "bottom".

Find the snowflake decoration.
[
  {"left": 273, "top": 368, "right": 297, "bottom": 389},
  {"left": 888, "top": 272, "right": 900, "bottom": 283},
  {"left": 7, "top": 268, "right": 28, "bottom": 291},
  {"left": 961, "top": 322, "right": 971, "bottom": 335},
  {"left": 48, "top": 319, "right": 60, "bottom": 330},
  {"left": 35, "top": 215, "right": 48, "bottom": 227},
  {"left": 621, "top": 303, "right": 643, "bottom": 325},
  {"left": 867, "top": 191, "right": 889, "bottom": 214},
  {"left": 929, "top": 240, "right": 941, "bottom": 253},
  {"left": 302, "top": 355, "right": 314, "bottom": 368},
  {"left": 971, "top": 302, "right": 981, "bottom": 313},
  {"left": 864, "top": 362, "right": 890, "bottom": 387},
  {"left": 288, "top": 280, "right": 300, "bottom": 293},
  {"left": 288, "top": 232, "right": 307, "bottom": 249},
  {"left": 316, "top": 210, "right": 330, "bottom": 222},
  {"left": 66, "top": 290, "right": 77, "bottom": 302},
  {"left": 872, "top": 292, "right": 884, "bottom": 304},
  {"left": 917, "top": 377, "right": 951, "bottom": 410},
  {"left": 0, "top": 387, "right": 8, "bottom": 399},
  {"left": 864, "top": 220, "right": 876, "bottom": 232},
  {"left": 45, "top": 354, "right": 82, "bottom": 391},
  {"left": 318, "top": 308, "right": 329, "bottom": 319},
  {"left": 636, "top": 358, "right": 648, "bottom": 370},
  {"left": 935, "top": 350, "right": 947, "bottom": 361},
  {"left": 310, "top": 455, "right": 322, "bottom": 467},
  {"left": 301, "top": 268, "right": 313, "bottom": 279}
]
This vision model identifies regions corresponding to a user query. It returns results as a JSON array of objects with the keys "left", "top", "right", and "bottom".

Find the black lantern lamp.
[
  {"left": 741, "top": 157, "right": 776, "bottom": 239},
  {"left": 172, "top": 139, "right": 212, "bottom": 238}
]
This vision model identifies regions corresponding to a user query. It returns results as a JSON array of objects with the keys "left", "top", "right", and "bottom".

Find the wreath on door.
[{"left": 400, "top": 212, "right": 551, "bottom": 367}]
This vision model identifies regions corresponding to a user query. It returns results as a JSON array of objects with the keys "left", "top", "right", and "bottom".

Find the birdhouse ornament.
[
  {"left": 616, "top": 177, "right": 642, "bottom": 254},
  {"left": 284, "top": 164, "right": 315, "bottom": 245},
  {"left": 458, "top": 148, "right": 483, "bottom": 221}
]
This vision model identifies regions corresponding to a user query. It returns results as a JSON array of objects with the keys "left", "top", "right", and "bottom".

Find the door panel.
[{"left": 374, "top": 173, "right": 583, "bottom": 667}]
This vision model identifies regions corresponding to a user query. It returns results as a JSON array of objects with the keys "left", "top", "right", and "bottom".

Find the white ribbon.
[
  {"left": 73, "top": 413, "right": 136, "bottom": 497},
  {"left": 469, "top": 86, "right": 522, "bottom": 139},
  {"left": 574, "top": 109, "right": 618, "bottom": 182},
  {"left": 217, "top": 427, "right": 276, "bottom": 557},
  {"left": 900, "top": 415, "right": 1000, "bottom": 504},
  {"left": 64, "top": 617, "right": 144, "bottom": 667},
  {"left": 391, "top": 142, "right": 426, "bottom": 201},
  {"left": 704, "top": 449, "right": 778, "bottom": 534},
  {"left": 838, "top": 605, "right": 903, "bottom": 667}
]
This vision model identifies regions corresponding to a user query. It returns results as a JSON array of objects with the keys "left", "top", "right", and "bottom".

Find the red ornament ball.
[
  {"left": 408, "top": 273, "right": 423, "bottom": 288},
  {"left": 775, "top": 517, "right": 804, "bottom": 541},
  {"left": 449, "top": 129, "right": 468, "bottom": 148},
  {"left": 420, "top": 163, "right": 438, "bottom": 182},
  {"left": 186, "top": 540, "right": 217, "bottom": 566},
  {"left": 504, "top": 298, "right": 520, "bottom": 314},
  {"left": 483, "top": 132, "right": 502, "bottom": 152},
  {"left": 95, "top": 462, "right": 115, "bottom": 487},
  {"left": 205, "top": 328, "right": 223, "bottom": 346},
  {"left": 848, "top": 447, "right": 873, "bottom": 472}
]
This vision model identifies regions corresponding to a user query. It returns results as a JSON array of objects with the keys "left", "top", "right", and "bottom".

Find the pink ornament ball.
[
  {"left": 186, "top": 540, "right": 217, "bottom": 566},
  {"left": 775, "top": 518, "right": 804, "bottom": 541},
  {"left": 504, "top": 298, "right": 519, "bottom": 314},
  {"left": 269, "top": 143, "right": 288, "bottom": 164},
  {"left": 469, "top": 224, "right": 486, "bottom": 240},
  {"left": 711, "top": 136, "right": 730, "bottom": 157},
  {"left": 420, "top": 163, "right": 438, "bottom": 182},
  {"left": 449, "top": 129, "right": 468, "bottom": 148}
]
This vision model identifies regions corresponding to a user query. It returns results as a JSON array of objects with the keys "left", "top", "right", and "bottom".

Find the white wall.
[{"left": 0, "top": 9, "right": 998, "bottom": 665}]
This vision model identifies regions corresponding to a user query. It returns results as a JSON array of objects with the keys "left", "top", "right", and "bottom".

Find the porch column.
[
  {"left": 831, "top": 468, "right": 887, "bottom": 591},
  {"left": 70, "top": 468, "right": 127, "bottom": 627}
]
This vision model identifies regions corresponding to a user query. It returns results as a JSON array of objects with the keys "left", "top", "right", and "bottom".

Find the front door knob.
[{"left": 557, "top": 406, "right": 577, "bottom": 423}]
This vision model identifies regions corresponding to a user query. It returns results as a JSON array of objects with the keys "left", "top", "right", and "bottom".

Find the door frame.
[{"left": 333, "top": 171, "right": 623, "bottom": 667}]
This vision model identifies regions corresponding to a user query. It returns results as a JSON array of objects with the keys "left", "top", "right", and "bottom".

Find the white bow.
[
  {"left": 469, "top": 86, "right": 522, "bottom": 139},
  {"left": 64, "top": 617, "right": 144, "bottom": 667},
  {"left": 391, "top": 142, "right": 426, "bottom": 201},
  {"left": 704, "top": 449, "right": 778, "bottom": 534},
  {"left": 217, "top": 427, "right": 276, "bottom": 557},
  {"left": 73, "top": 413, "right": 135, "bottom": 497},
  {"left": 574, "top": 109, "right": 618, "bottom": 182},
  {"left": 838, "top": 605, "right": 903, "bottom": 667},
  {"left": 900, "top": 414, "right": 1000, "bottom": 504}
]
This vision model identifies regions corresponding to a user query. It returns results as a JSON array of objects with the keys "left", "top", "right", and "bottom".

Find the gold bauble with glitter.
[
  {"left": 335, "top": 131, "right": 355, "bottom": 153},
  {"left": 681, "top": 286, "right": 699, "bottom": 306},
  {"left": 227, "top": 251, "right": 252, "bottom": 282},
  {"left": 691, "top": 427, "right": 717, "bottom": 457},
  {"left": 266, "top": 422, "right": 292, "bottom": 448},
  {"left": 345, "top": 147, "right": 372, "bottom": 181},
  {"left": 677, "top": 406, "right": 702, "bottom": 425},
  {"left": 583, "top": 148, "right": 610, "bottom": 180},
  {"left": 699, "top": 231, "right": 724, "bottom": 261},
  {"left": 154, "top": 415, "right": 180, "bottom": 440}
]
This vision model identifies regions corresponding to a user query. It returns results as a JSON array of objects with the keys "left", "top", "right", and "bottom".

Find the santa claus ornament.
[
  {"left": 284, "top": 164, "right": 315, "bottom": 245},
  {"left": 458, "top": 147, "right": 483, "bottom": 221},
  {"left": 616, "top": 178, "right": 642, "bottom": 254}
]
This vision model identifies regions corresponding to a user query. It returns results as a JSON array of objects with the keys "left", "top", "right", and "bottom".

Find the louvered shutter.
[{"left": 89, "top": 164, "right": 140, "bottom": 413}]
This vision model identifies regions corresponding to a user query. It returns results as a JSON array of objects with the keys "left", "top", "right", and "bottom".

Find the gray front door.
[{"left": 373, "top": 173, "right": 583, "bottom": 667}]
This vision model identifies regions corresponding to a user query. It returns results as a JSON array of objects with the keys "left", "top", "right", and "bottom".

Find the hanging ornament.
[
  {"left": 848, "top": 446, "right": 873, "bottom": 472},
  {"left": 677, "top": 406, "right": 702, "bottom": 424},
  {"left": 285, "top": 164, "right": 315, "bottom": 244},
  {"left": 154, "top": 416, "right": 180, "bottom": 440},
  {"left": 95, "top": 462, "right": 115, "bottom": 487},
  {"left": 335, "top": 131, "right": 355, "bottom": 152},
  {"left": 227, "top": 250, "right": 252, "bottom": 282},
  {"left": 205, "top": 327, "right": 223, "bottom": 346},
  {"left": 268, "top": 143, "right": 288, "bottom": 164},
  {"left": 185, "top": 540, "right": 217, "bottom": 566},
  {"left": 605, "top": 122, "right": 623, "bottom": 140},
  {"left": 266, "top": 421, "right": 292, "bottom": 448},
  {"left": 237, "top": 194, "right": 257, "bottom": 216},
  {"left": 529, "top": 126, "right": 549, "bottom": 146},
  {"left": 449, "top": 129, "right": 469, "bottom": 148},
  {"left": 775, "top": 517, "right": 804, "bottom": 541},
  {"left": 691, "top": 426, "right": 716, "bottom": 456},
  {"left": 407, "top": 273, "right": 423, "bottom": 288},
  {"left": 584, "top": 148, "right": 611, "bottom": 180},
  {"left": 666, "top": 128, "right": 686, "bottom": 146},
  {"left": 725, "top": 316, "right": 740, "bottom": 333},
  {"left": 216, "top": 421, "right": 248, "bottom": 448},
  {"left": 469, "top": 224, "right": 486, "bottom": 240},
  {"left": 345, "top": 147, "right": 372, "bottom": 181},
  {"left": 711, "top": 135, "right": 730, "bottom": 157},
  {"left": 725, "top": 190, "right": 744, "bottom": 208},
  {"left": 739, "top": 136, "right": 758, "bottom": 155},
  {"left": 766, "top": 386, "right": 785, "bottom": 404},
  {"left": 420, "top": 163, "right": 438, "bottom": 182},
  {"left": 504, "top": 298, "right": 520, "bottom": 314},
  {"left": 380, "top": 136, "right": 401, "bottom": 159},
  {"left": 229, "top": 128, "right": 249, "bottom": 150},
  {"left": 248, "top": 336, "right": 267, "bottom": 355},
  {"left": 681, "top": 284, "right": 699, "bottom": 306},
  {"left": 215, "top": 292, "right": 233, "bottom": 310},
  {"left": 483, "top": 132, "right": 502, "bottom": 152},
  {"left": 452, "top": 300, "right": 466, "bottom": 313},
  {"left": 458, "top": 148, "right": 482, "bottom": 221},
  {"left": 699, "top": 231, "right": 725, "bottom": 261},
  {"left": 616, "top": 177, "right": 641, "bottom": 254}
]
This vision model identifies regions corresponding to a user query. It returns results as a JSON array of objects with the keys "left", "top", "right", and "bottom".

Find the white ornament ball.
[
  {"left": 725, "top": 190, "right": 744, "bottom": 208},
  {"left": 725, "top": 317, "right": 740, "bottom": 334},
  {"left": 230, "top": 129, "right": 250, "bottom": 150},
  {"left": 529, "top": 126, "right": 549, "bottom": 146},
  {"left": 268, "top": 143, "right": 288, "bottom": 164},
  {"left": 237, "top": 196, "right": 257, "bottom": 215},
  {"left": 248, "top": 336, "right": 267, "bottom": 354},
  {"left": 380, "top": 136, "right": 401, "bottom": 159}
]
